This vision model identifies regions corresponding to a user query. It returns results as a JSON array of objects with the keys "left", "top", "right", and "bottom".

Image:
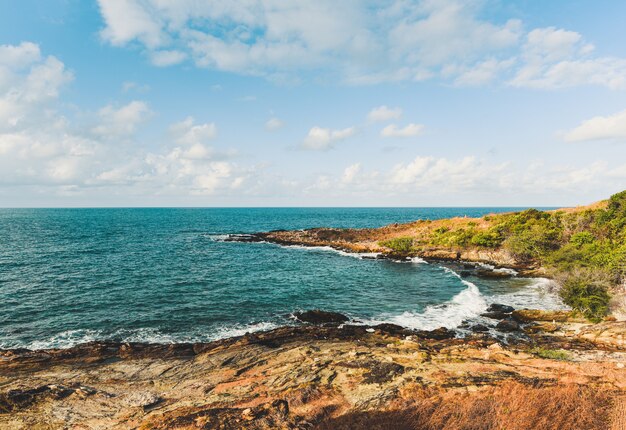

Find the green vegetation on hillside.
[{"left": 379, "top": 190, "right": 626, "bottom": 321}]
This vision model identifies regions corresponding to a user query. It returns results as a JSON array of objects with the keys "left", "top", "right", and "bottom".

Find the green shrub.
[
  {"left": 380, "top": 237, "right": 414, "bottom": 253},
  {"left": 557, "top": 269, "right": 611, "bottom": 322},
  {"left": 470, "top": 231, "right": 503, "bottom": 248},
  {"left": 530, "top": 348, "right": 571, "bottom": 361},
  {"left": 569, "top": 232, "right": 595, "bottom": 247}
]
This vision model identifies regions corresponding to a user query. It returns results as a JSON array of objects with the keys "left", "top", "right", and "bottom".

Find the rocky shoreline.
[
  {"left": 1, "top": 309, "right": 625, "bottom": 429},
  {"left": 223, "top": 232, "right": 544, "bottom": 277},
  {"left": 2, "top": 222, "right": 625, "bottom": 429}
]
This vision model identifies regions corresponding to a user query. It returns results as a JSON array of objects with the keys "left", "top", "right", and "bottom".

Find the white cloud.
[
  {"left": 368, "top": 105, "right": 403, "bottom": 122},
  {"left": 0, "top": 43, "right": 73, "bottom": 132},
  {"left": 265, "top": 117, "right": 284, "bottom": 131},
  {"left": 94, "top": 1, "right": 626, "bottom": 89},
  {"left": 341, "top": 163, "right": 361, "bottom": 184},
  {"left": 0, "top": 42, "right": 248, "bottom": 198},
  {"left": 98, "top": 0, "right": 165, "bottom": 48},
  {"left": 564, "top": 109, "right": 626, "bottom": 142},
  {"left": 509, "top": 27, "right": 626, "bottom": 89},
  {"left": 302, "top": 126, "right": 355, "bottom": 150},
  {"left": 0, "top": 41, "right": 41, "bottom": 68},
  {"left": 381, "top": 123, "right": 424, "bottom": 138},
  {"left": 150, "top": 49, "right": 186, "bottom": 66},
  {"left": 454, "top": 58, "right": 515, "bottom": 86},
  {"left": 92, "top": 100, "right": 152, "bottom": 137},
  {"left": 169, "top": 116, "right": 217, "bottom": 145}
]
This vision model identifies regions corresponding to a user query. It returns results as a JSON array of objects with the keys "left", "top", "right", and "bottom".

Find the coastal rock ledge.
[{"left": 1, "top": 317, "right": 625, "bottom": 429}]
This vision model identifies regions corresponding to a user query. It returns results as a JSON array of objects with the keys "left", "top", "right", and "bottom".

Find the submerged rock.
[{"left": 293, "top": 310, "right": 349, "bottom": 325}]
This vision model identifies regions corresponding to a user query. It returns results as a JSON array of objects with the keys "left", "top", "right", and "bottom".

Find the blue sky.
[{"left": 1, "top": 0, "right": 626, "bottom": 207}]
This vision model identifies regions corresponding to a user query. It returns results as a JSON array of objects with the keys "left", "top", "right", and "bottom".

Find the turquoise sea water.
[{"left": 0, "top": 208, "right": 565, "bottom": 349}]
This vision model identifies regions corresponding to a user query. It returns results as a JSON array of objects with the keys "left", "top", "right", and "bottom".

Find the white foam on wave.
[
  {"left": 283, "top": 244, "right": 381, "bottom": 260},
  {"left": 391, "top": 256, "right": 427, "bottom": 264},
  {"left": 493, "top": 267, "right": 518, "bottom": 276},
  {"left": 364, "top": 267, "right": 487, "bottom": 331},
  {"left": 23, "top": 329, "right": 102, "bottom": 350},
  {"left": 12, "top": 321, "right": 281, "bottom": 350},
  {"left": 487, "top": 278, "right": 567, "bottom": 311},
  {"left": 209, "top": 321, "right": 281, "bottom": 340},
  {"left": 204, "top": 234, "right": 230, "bottom": 241}
]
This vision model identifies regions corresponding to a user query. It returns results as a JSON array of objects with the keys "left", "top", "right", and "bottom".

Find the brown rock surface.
[{"left": 1, "top": 322, "right": 625, "bottom": 429}]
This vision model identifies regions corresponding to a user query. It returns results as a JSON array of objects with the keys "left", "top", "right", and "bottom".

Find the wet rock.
[
  {"left": 470, "top": 324, "right": 490, "bottom": 333},
  {"left": 383, "top": 253, "right": 411, "bottom": 261},
  {"left": 416, "top": 327, "right": 456, "bottom": 340},
  {"left": 487, "top": 304, "right": 515, "bottom": 314},
  {"left": 476, "top": 269, "right": 513, "bottom": 278},
  {"left": 371, "top": 323, "right": 415, "bottom": 337},
  {"left": 496, "top": 319, "right": 521, "bottom": 332},
  {"left": 460, "top": 270, "right": 473, "bottom": 278},
  {"left": 482, "top": 311, "right": 511, "bottom": 320},
  {"left": 223, "top": 233, "right": 263, "bottom": 242},
  {"left": 293, "top": 310, "right": 349, "bottom": 325}
]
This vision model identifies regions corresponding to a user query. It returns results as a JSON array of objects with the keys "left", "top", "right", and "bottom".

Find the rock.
[
  {"left": 496, "top": 319, "right": 521, "bottom": 332},
  {"left": 476, "top": 269, "right": 513, "bottom": 278},
  {"left": 460, "top": 270, "right": 473, "bottom": 278},
  {"left": 416, "top": 327, "right": 456, "bottom": 340},
  {"left": 511, "top": 309, "right": 582, "bottom": 323},
  {"left": 470, "top": 324, "right": 490, "bottom": 333},
  {"left": 293, "top": 310, "right": 349, "bottom": 325},
  {"left": 482, "top": 311, "right": 511, "bottom": 320},
  {"left": 487, "top": 304, "right": 515, "bottom": 313},
  {"left": 124, "top": 391, "right": 163, "bottom": 409},
  {"left": 576, "top": 322, "right": 626, "bottom": 348},
  {"left": 337, "top": 359, "right": 405, "bottom": 384},
  {"left": 372, "top": 323, "right": 415, "bottom": 337},
  {"left": 0, "top": 385, "right": 78, "bottom": 413}
]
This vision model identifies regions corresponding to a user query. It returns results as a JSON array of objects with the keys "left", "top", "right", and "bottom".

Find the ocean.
[{"left": 0, "top": 207, "right": 566, "bottom": 349}]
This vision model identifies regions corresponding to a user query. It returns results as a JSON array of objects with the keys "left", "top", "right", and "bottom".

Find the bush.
[
  {"left": 569, "top": 232, "right": 595, "bottom": 247},
  {"left": 529, "top": 348, "right": 571, "bottom": 361},
  {"left": 557, "top": 269, "right": 611, "bottom": 322},
  {"left": 470, "top": 231, "right": 503, "bottom": 248},
  {"left": 380, "top": 237, "right": 414, "bottom": 253}
]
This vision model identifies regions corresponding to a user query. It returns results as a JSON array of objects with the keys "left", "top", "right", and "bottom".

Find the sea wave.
[
  {"left": 6, "top": 321, "right": 282, "bottom": 350},
  {"left": 283, "top": 244, "right": 382, "bottom": 260},
  {"left": 363, "top": 267, "right": 487, "bottom": 331},
  {"left": 487, "top": 278, "right": 566, "bottom": 311}
]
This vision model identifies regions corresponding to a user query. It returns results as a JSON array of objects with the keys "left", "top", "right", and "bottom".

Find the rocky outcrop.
[
  {"left": 292, "top": 310, "right": 349, "bottom": 325},
  {"left": 1, "top": 320, "right": 624, "bottom": 429}
]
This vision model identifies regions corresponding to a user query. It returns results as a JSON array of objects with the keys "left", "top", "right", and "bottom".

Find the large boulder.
[
  {"left": 293, "top": 310, "right": 349, "bottom": 325},
  {"left": 486, "top": 303, "right": 515, "bottom": 313}
]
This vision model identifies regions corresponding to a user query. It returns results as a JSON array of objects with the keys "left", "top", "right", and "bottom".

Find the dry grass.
[{"left": 315, "top": 382, "right": 616, "bottom": 430}]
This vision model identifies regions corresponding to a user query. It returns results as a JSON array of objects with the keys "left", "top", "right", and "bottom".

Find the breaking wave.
[{"left": 364, "top": 267, "right": 488, "bottom": 331}]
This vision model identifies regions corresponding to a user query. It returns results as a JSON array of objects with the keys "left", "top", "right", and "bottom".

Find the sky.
[{"left": 1, "top": 0, "right": 626, "bottom": 207}]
